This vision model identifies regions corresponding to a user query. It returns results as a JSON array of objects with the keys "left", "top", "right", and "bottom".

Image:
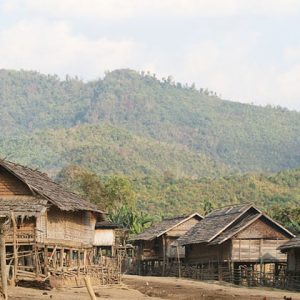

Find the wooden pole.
[
  {"left": 176, "top": 245, "right": 181, "bottom": 278},
  {"left": 162, "top": 236, "right": 166, "bottom": 276},
  {"left": 60, "top": 248, "right": 64, "bottom": 269},
  {"left": 11, "top": 212, "right": 18, "bottom": 285},
  {"left": 0, "top": 219, "right": 8, "bottom": 300},
  {"left": 84, "top": 276, "right": 97, "bottom": 300},
  {"left": 44, "top": 246, "right": 48, "bottom": 275}
]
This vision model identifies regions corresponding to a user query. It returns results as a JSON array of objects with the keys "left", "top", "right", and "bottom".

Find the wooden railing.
[{"left": 5, "top": 229, "right": 36, "bottom": 244}]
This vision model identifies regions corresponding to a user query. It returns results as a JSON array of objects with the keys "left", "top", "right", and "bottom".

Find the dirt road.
[
  {"left": 7, "top": 275, "right": 300, "bottom": 300},
  {"left": 124, "top": 275, "right": 300, "bottom": 300}
]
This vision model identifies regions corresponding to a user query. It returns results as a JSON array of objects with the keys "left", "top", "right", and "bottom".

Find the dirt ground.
[
  {"left": 124, "top": 275, "right": 300, "bottom": 300},
  {"left": 7, "top": 275, "right": 300, "bottom": 300}
]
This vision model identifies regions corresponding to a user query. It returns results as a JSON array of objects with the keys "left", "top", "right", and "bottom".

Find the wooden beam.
[
  {"left": 0, "top": 219, "right": 8, "bottom": 300},
  {"left": 60, "top": 248, "right": 64, "bottom": 269},
  {"left": 11, "top": 212, "right": 18, "bottom": 285},
  {"left": 162, "top": 236, "right": 166, "bottom": 276}
]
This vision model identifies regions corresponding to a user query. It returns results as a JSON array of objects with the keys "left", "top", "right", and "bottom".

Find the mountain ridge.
[{"left": 0, "top": 68, "right": 299, "bottom": 177}]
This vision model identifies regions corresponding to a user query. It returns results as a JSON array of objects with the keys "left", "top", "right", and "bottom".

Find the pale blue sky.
[{"left": 1, "top": 0, "right": 300, "bottom": 110}]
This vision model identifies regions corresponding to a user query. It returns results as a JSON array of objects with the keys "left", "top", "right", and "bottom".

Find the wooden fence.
[{"left": 132, "top": 260, "right": 300, "bottom": 291}]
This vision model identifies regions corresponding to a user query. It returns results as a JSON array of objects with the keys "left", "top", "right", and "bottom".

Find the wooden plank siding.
[
  {"left": 167, "top": 218, "right": 200, "bottom": 237},
  {"left": 186, "top": 240, "right": 232, "bottom": 263},
  {"left": 46, "top": 206, "right": 96, "bottom": 247},
  {"left": 185, "top": 217, "right": 289, "bottom": 264},
  {"left": 0, "top": 167, "right": 31, "bottom": 195},
  {"left": 231, "top": 239, "right": 287, "bottom": 262}
]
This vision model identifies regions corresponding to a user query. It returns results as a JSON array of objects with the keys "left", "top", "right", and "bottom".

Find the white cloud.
[
  {"left": 174, "top": 40, "right": 300, "bottom": 110},
  {"left": 0, "top": 20, "right": 138, "bottom": 78},
  {"left": 3, "top": 0, "right": 300, "bottom": 20},
  {"left": 1, "top": 1, "right": 300, "bottom": 110}
]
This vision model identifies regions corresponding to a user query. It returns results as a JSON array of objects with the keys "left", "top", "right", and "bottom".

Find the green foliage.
[
  {"left": 57, "top": 164, "right": 300, "bottom": 228},
  {"left": 108, "top": 205, "right": 152, "bottom": 234},
  {"left": 1, "top": 68, "right": 300, "bottom": 228},
  {"left": 0, "top": 69, "right": 299, "bottom": 177},
  {"left": 268, "top": 205, "right": 300, "bottom": 234},
  {"left": 104, "top": 175, "right": 136, "bottom": 209}
]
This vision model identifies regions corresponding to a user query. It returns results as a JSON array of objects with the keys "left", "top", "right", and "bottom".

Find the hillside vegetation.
[
  {"left": 0, "top": 69, "right": 299, "bottom": 177},
  {"left": 0, "top": 68, "right": 299, "bottom": 230},
  {"left": 56, "top": 165, "right": 300, "bottom": 233}
]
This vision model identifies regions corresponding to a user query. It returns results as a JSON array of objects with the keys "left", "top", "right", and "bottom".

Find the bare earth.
[{"left": 8, "top": 275, "right": 300, "bottom": 300}]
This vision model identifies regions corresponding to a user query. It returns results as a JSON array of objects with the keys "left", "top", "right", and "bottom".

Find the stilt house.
[
  {"left": 94, "top": 220, "right": 128, "bottom": 257},
  {"left": 0, "top": 159, "right": 105, "bottom": 282},
  {"left": 278, "top": 236, "right": 300, "bottom": 290},
  {"left": 178, "top": 204, "right": 294, "bottom": 272},
  {"left": 279, "top": 236, "right": 300, "bottom": 274},
  {"left": 131, "top": 213, "right": 203, "bottom": 274}
]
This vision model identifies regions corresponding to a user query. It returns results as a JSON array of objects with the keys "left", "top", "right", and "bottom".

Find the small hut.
[
  {"left": 94, "top": 220, "right": 128, "bottom": 257},
  {"left": 177, "top": 204, "right": 295, "bottom": 282},
  {"left": 0, "top": 159, "right": 105, "bottom": 284},
  {"left": 278, "top": 236, "right": 300, "bottom": 290},
  {"left": 279, "top": 236, "right": 300, "bottom": 273},
  {"left": 131, "top": 213, "right": 203, "bottom": 275}
]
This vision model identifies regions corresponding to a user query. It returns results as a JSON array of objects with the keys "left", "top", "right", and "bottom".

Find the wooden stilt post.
[
  {"left": 70, "top": 248, "right": 73, "bottom": 267},
  {"left": 162, "top": 235, "right": 166, "bottom": 276},
  {"left": 11, "top": 212, "right": 18, "bottom": 285},
  {"left": 176, "top": 245, "right": 181, "bottom": 278},
  {"left": 60, "top": 248, "right": 64, "bottom": 269},
  {"left": 0, "top": 218, "right": 8, "bottom": 300},
  {"left": 44, "top": 246, "right": 48, "bottom": 275}
]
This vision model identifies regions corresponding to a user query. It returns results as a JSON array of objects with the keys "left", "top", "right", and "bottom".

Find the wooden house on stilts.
[
  {"left": 177, "top": 204, "right": 295, "bottom": 283},
  {"left": 278, "top": 236, "right": 300, "bottom": 290},
  {"left": 131, "top": 213, "right": 203, "bottom": 275},
  {"left": 0, "top": 159, "right": 106, "bottom": 286},
  {"left": 94, "top": 220, "right": 128, "bottom": 258}
]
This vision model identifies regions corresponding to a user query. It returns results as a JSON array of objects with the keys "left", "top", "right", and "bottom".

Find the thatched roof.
[
  {"left": 178, "top": 204, "right": 294, "bottom": 246},
  {"left": 278, "top": 236, "right": 300, "bottom": 251},
  {"left": 0, "top": 196, "right": 48, "bottom": 217},
  {"left": 0, "top": 160, "right": 102, "bottom": 213},
  {"left": 130, "top": 213, "right": 203, "bottom": 241}
]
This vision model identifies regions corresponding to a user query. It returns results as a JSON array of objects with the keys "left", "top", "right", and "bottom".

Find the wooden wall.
[
  {"left": 0, "top": 166, "right": 31, "bottom": 195},
  {"left": 235, "top": 218, "right": 288, "bottom": 240},
  {"left": 231, "top": 239, "right": 287, "bottom": 262},
  {"left": 45, "top": 206, "right": 96, "bottom": 247},
  {"left": 94, "top": 229, "right": 115, "bottom": 246},
  {"left": 167, "top": 217, "right": 200, "bottom": 237},
  {"left": 231, "top": 217, "right": 288, "bottom": 262},
  {"left": 186, "top": 241, "right": 231, "bottom": 263},
  {"left": 137, "top": 237, "right": 163, "bottom": 260},
  {"left": 287, "top": 248, "right": 300, "bottom": 272}
]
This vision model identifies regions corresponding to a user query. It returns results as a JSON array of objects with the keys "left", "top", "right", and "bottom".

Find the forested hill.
[{"left": 0, "top": 68, "right": 300, "bottom": 177}]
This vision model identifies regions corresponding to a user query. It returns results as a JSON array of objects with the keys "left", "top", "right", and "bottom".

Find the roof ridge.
[{"left": 0, "top": 159, "right": 103, "bottom": 213}]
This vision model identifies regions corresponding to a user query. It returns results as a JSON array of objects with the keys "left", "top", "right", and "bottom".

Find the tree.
[
  {"left": 109, "top": 204, "right": 152, "bottom": 234},
  {"left": 104, "top": 175, "right": 136, "bottom": 209},
  {"left": 203, "top": 198, "right": 214, "bottom": 215}
]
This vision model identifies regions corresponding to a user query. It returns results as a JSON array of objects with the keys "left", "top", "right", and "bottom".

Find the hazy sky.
[{"left": 1, "top": 0, "right": 300, "bottom": 110}]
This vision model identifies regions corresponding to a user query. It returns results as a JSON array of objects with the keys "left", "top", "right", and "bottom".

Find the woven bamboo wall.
[
  {"left": 167, "top": 217, "right": 200, "bottom": 237},
  {"left": 46, "top": 206, "right": 96, "bottom": 247},
  {"left": 186, "top": 240, "right": 231, "bottom": 263},
  {"left": 287, "top": 248, "right": 300, "bottom": 272},
  {"left": 0, "top": 167, "right": 31, "bottom": 195}
]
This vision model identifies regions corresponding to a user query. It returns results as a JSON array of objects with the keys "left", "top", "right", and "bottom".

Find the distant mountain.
[{"left": 0, "top": 68, "right": 299, "bottom": 177}]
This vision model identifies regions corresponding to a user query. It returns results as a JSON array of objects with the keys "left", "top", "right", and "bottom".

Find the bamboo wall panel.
[
  {"left": 36, "top": 213, "right": 47, "bottom": 243},
  {"left": 236, "top": 218, "right": 287, "bottom": 239},
  {"left": 0, "top": 167, "right": 31, "bottom": 195},
  {"left": 46, "top": 207, "right": 96, "bottom": 246},
  {"left": 186, "top": 241, "right": 231, "bottom": 263},
  {"left": 232, "top": 239, "right": 287, "bottom": 262},
  {"left": 94, "top": 229, "right": 115, "bottom": 246},
  {"left": 167, "top": 218, "right": 199, "bottom": 237}
]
